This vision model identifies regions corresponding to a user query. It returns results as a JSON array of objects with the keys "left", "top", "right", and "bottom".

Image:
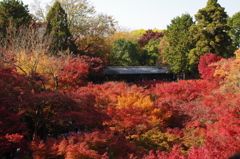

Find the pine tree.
[
  {"left": 189, "top": 0, "right": 234, "bottom": 66},
  {"left": 0, "top": 0, "right": 32, "bottom": 33},
  {"left": 164, "top": 14, "right": 195, "bottom": 79},
  {"left": 46, "top": 1, "right": 75, "bottom": 55}
]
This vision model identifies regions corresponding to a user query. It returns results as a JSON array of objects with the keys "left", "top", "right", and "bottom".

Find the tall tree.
[
  {"left": 110, "top": 39, "right": 139, "bottom": 66},
  {"left": 164, "top": 14, "right": 195, "bottom": 79},
  {"left": 142, "top": 39, "right": 161, "bottom": 66},
  {"left": 228, "top": 11, "right": 240, "bottom": 48},
  {"left": 189, "top": 0, "right": 234, "bottom": 66},
  {"left": 158, "top": 35, "right": 169, "bottom": 66},
  {"left": 46, "top": 1, "right": 74, "bottom": 55},
  {"left": 0, "top": 0, "right": 32, "bottom": 33}
]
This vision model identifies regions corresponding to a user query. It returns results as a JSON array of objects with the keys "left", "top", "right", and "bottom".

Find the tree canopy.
[
  {"left": 189, "top": 0, "right": 234, "bottom": 66},
  {"left": 164, "top": 14, "right": 195, "bottom": 77},
  {"left": 142, "top": 39, "right": 161, "bottom": 66},
  {"left": 0, "top": 0, "right": 32, "bottom": 33},
  {"left": 228, "top": 11, "right": 240, "bottom": 48},
  {"left": 46, "top": 1, "right": 74, "bottom": 55},
  {"left": 110, "top": 39, "right": 139, "bottom": 66},
  {"left": 138, "top": 29, "right": 163, "bottom": 47}
]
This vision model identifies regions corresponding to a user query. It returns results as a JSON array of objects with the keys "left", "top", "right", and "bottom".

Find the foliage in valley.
[
  {"left": 1, "top": 0, "right": 240, "bottom": 158},
  {"left": 1, "top": 48, "right": 240, "bottom": 158}
]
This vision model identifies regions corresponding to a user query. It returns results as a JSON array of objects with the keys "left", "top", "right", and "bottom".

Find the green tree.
[
  {"left": 110, "top": 39, "right": 139, "bottom": 66},
  {"left": 228, "top": 11, "right": 240, "bottom": 48},
  {"left": 142, "top": 39, "right": 161, "bottom": 66},
  {"left": 46, "top": 1, "right": 74, "bottom": 55},
  {"left": 164, "top": 14, "right": 195, "bottom": 79},
  {"left": 0, "top": 0, "right": 32, "bottom": 33},
  {"left": 189, "top": 0, "right": 234, "bottom": 66}
]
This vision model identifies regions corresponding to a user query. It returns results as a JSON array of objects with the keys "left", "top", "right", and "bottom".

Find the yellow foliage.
[
  {"left": 109, "top": 32, "right": 139, "bottom": 44},
  {"left": 130, "top": 29, "right": 147, "bottom": 37},
  {"left": 15, "top": 50, "right": 62, "bottom": 90},
  {"left": 234, "top": 48, "right": 240, "bottom": 62},
  {"left": 182, "top": 125, "right": 205, "bottom": 150},
  {"left": 152, "top": 29, "right": 164, "bottom": 33},
  {"left": 130, "top": 29, "right": 163, "bottom": 41},
  {"left": 117, "top": 92, "right": 154, "bottom": 112},
  {"left": 136, "top": 128, "right": 181, "bottom": 152},
  {"left": 213, "top": 49, "right": 240, "bottom": 92},
  {"left": 15, "top": 50, "right": 60, "bottom": 75},
  {"left": 149, "top": 106, "right": 172, "bottom": 127},
  {"left": 117, "top": 92, "right": 172, "bottom": 127}
]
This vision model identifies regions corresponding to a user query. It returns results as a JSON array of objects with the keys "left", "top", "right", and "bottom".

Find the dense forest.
[{"left": 1, "top": 0, "right": 240, "bottom": 158}]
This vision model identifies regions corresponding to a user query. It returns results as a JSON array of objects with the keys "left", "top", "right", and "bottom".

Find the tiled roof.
[{"left": 103, "top": 66, "right": 169, "bottom": 75}]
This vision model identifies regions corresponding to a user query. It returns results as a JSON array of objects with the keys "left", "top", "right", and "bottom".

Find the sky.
[{"left": 22, "top": 0, "right": 240, "bottom": 31}]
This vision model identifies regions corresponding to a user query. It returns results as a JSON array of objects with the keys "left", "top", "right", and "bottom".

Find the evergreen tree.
[
  {"left": 228, "top": 11, "right": 240, "bottom": 48},
  {"left": 46, "top": 1, "right": 75, "bottom": 55},
  {"left": 189, "top": 0, "right": 234, "bottom": 66},
  {"left": 164, "top": 14, "right": 195, "bottom": 79},
  {"left": 110, "top": 39, "right": 139, "bottom": 66},
  {"left": 0, "top": 0, "right": 32, "bottom": 33}
]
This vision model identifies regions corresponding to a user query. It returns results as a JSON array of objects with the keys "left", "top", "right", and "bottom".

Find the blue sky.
[{"left": 22, "top": 0, "right": 240, "bottom": 30}]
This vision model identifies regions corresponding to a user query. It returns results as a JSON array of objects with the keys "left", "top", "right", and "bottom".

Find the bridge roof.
[{"left": 103, "top": 66, "right": 169, "bottom": 75}]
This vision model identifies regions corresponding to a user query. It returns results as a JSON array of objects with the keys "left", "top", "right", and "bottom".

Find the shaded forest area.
[{"left": 1, "top": 0, "right": 240, "bottom": 158}]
